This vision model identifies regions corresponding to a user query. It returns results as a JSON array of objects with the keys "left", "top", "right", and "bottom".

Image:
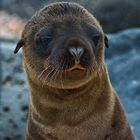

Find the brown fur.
[{"left": 15, "top": 2, "right": 135, "bottom": 140}]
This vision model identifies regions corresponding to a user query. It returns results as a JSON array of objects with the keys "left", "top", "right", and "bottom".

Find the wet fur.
[{"left": 15, "top": 2, "right": 135, "bottom": 140}]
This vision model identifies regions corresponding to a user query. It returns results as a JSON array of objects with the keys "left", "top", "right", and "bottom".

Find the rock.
[
  {"left": 106, "top": 28, "right": 140, "bottom": 59},
  {"left": 0, "top": 42, "right": 29, "bottom": 140},
  {"left": 0, "top": 41, "right": 2, "bottom": 92},
  {"left": 92, "top": 0, "right": 140, "bottom": 33},
  {"left": 0, "top": 12, "right": 25, "bottom": 40},
  {"left": 106, "top": 29, "right": 140, "bottom": 139},
  {"left": 0, "top": 0, "right": 140, "bottom": 33},
  {"left": 0, "top": 28, "right": 140, "bottom": 140}
]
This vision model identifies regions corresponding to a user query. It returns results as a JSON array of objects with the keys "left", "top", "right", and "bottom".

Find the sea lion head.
[{"left": 15, "top": 2, "right": 109, "bottom": 89}]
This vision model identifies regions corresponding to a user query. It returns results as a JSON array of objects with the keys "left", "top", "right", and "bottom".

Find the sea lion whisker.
[
  {"left": 60, "top": 57, "right": 67, "bottom": 89},
  {"left": 49, "top": 66, "right": 60, "bottom": 86},
  {"left": 38, "top": 65, "right": 51, "bottom": 80},
  {"left": 87, "top": 66, "right": 92, "bottom": 77},
  {"left": 54, "top": 68, "right": 60, "bottom": 83},
  {"left": 43, "top": 67, "right": 56, "bottom": 86},
  {"left": 60, "top": 59, "right": 65, "bottom": 89}
]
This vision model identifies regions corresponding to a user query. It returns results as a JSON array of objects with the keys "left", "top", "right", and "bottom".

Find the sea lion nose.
[{"left": 69, "top": 47, "right": 84, "bottom": 63}]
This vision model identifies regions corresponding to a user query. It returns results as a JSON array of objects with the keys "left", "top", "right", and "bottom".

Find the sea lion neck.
[{"left": 28, "top": 76, "right": 97, "bottom": 101}]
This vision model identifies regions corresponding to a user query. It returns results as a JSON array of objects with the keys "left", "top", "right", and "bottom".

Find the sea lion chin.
[{"left": 15, "top": 2, "right": 134, "bottom": 140}]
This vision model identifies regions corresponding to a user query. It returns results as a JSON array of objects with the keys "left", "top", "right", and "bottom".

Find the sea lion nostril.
[{"left": 69, "top": 47, "right": 84, "bottom": 62}]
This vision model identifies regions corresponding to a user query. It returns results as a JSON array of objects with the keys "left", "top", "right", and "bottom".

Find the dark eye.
[
  {"left": 35, "top": 26, "right": 53, "bottom": 56},
  {"left": 36, "top": 36, "right": 52, "bottom": 46},
  {"left": 35, "top": 36, "right": 52, "bottom": 56},
  {"left": 92, "top": 34, "right": 100, "bottom": 46}
]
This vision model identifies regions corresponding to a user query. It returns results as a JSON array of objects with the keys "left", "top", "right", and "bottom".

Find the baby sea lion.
[{"left": 14, "top": 2, "right": 135, "bottom": 140}]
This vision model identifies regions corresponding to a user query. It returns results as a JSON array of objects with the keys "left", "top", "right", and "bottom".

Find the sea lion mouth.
[
  {"left": 63, "top": 64, "right": 87, "bottom": 80},
  {"left": 65, "top": 64, "right": 86, "bottom": 72}
]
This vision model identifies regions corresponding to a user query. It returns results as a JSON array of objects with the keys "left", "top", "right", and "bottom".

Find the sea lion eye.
[
  {"left": 35, "top": 26, "right": 53, "bottom": 46},
  {"left": 36, "top": 36, "right": 52, "bottom": 46},
  {"left": 92, "top": 34, "right": 100, "bottom": 46},
  {"left": 35, "top": 35, "right": 52, "bottom": 56},
  {"left": 35, "top": 26, "right": 53, "bottom": 56}
]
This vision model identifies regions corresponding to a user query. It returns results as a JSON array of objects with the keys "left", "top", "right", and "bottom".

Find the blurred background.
[{"left": 0, "top": 0, "right": 140, "bottom": 140}]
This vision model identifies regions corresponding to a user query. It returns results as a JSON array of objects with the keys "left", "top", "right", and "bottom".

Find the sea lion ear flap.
[
  {"left": 104, "top": 35, "right": 109, "bottom": 48},
  {"left": 14, "top": 39, "right": 25, "bottom": 54}
]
